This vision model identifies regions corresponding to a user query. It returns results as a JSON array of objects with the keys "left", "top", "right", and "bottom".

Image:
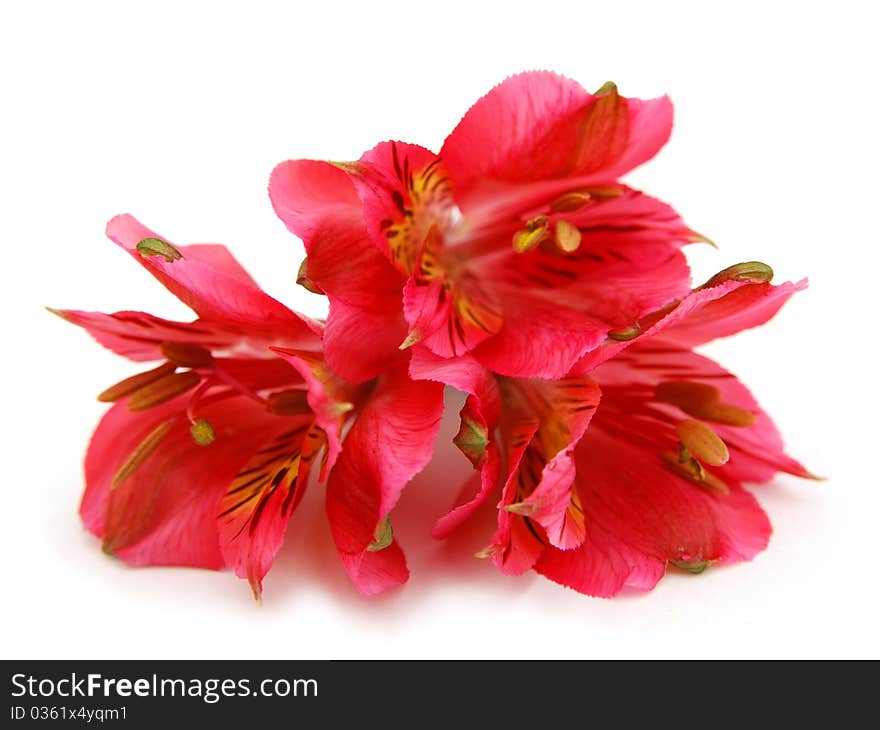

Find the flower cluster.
[{"left": 56, "top": 72, "right": 812, "bottom": 600}]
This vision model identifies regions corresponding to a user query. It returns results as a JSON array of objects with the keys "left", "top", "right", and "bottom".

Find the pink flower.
[
  {"left": 57, "top": 70, "right": 814, "bottom": 603},
  {"left": 269, "top": 71, "right": 699, "bottom": 383},
  {"left": 413, "top": 263, "right": 815, "bottom": 596},
  {"left": 54, "top": 215, "right": 443, "bottom": 598}
]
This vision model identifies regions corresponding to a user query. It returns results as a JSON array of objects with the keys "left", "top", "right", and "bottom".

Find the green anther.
[
  {"left": 297, "top": 258, "right": 324, "bottom": 294},
  {"left": 111, "top": 419, "right": 174, "bottom": 488},
  {"left": 702, "top": 261, "right": 774, "bottom": 289},
  {"left": 136, "top": 237, "right": 183, "bottom": 262},
  {"left": 367, "top": 515, "right": 394, "bottom": 552},
  {"left": 607, "top": 323, "right": 641, "bottom": 342},
  {"left": 453, "top": 415, "right": 489, "bottom": 469},
  {"left": 672, "top": 559, "right": 712, "bottom": 575},
  {"left": 190, "top": 418, "right": 216, "bottom": 447}
]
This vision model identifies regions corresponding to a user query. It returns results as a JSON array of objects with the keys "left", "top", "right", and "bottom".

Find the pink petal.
[
  {"left": 338, "top": 541, "right": 409, "bottom": 597},
  {"left": 659, "top": 279, "right": 809, "bottom": 349},
  {"left": 468, "top": 191, "right": 692, "bottom": 378},
  {"left": 496, "top": 376, "right": 602, "bottom": 552},
  {"left": 326, "top": 367, "right": 444, "bottom": 593},
  {"left": 608, "top": 94, "right": 674, "bottom": 179},
  {"left": 50, "top": 308, "right": 237, "bottom": 362},
  {"left": 106, "top": 214, "right": 321, "bottom": 344},
  {"left": 272, "top": 347, "right": 365, "bottom": 481},
  {"left": 343, "top": 141, "right": 443, "bottom": 271},
  {"left": 216, "top": 413, "right": 316, "bottom": 598},
  {"left": 301, "top": 217, "right": 408, "bottom": 382},
  {"left": 401, "top": 268, "right": 502, "bottom": 358},
  {"left": 88, "top": 393, "right": 293, "bottom": 570},
  {"left": 271, "top": 161, "right": 409, "bottom": 381},
  {"left": 597, "top": 343, "right": 811, "bottom": 483},
  {"left": 472, "top": 294, "right": 610, "bottom": 378},
  {"left": 535, "top": 425, "right": 771, "bottom": 597},
  {"left": 323, "top": 299, "right": 408, "bottom": 383},
  {"left": 179, "top": 244, "right": 261, "bottom": 288},
  {"left": 441, "top": 71, "right": 592, "bottom": 200},
  {"left": 441, "top": 71, "right": 673, "bottom": 208},
  {"left": 269, "top": 159, "right": 362, "bottom": 242},
  {"left": 576, "top": 278, "right": 806, "bottom": 373},
  {"left": 535, "top": 522, "right": 666, "bottom": 598},
  {"left": 408, "top": 349, "right": 504, "bottom": 538},
  {"left": 490, "top": 418, "right": 545, "bottom": 575},
  {"left": 82, "top": 396, "right": 183, "bottom": 539}
]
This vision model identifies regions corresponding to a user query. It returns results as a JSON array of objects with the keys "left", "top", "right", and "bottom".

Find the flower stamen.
[
  {"left": 97, "top": 362, "right": 177, "bottom": 403},
  {"left": 111, "top": 419, "right": 174, "bottom": 488},
  {"left": 656, "top": 380, "right": 756, "bottom": 427},
  {"left": 512, "top": 216, "right": 550, "bottom": 252},
  {"left": 127, "top": 370, "right": 201, "bottom": 411},
  {"left": 160, "top": 341, "right": 214, "bottom": 368},
  {"left": 554, "top": 219, "right": 582, "bottom": 252}
]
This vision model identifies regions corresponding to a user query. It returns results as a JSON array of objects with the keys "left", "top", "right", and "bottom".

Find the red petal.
[
  {"left": 441, "top": 71, "right": 673, "bottom": 208},
  {"left": 659, "top": 279, "right": 809, "bottom": 349},
  {"left": 51, "top": 309, "right": 236, "bottom": 362},
  {"left": 576, "top": 278, "right": 806, "bottom": 373},
  {"left": 326, "top": 367, "right": 444, "bottom": 593},
  {"left": 535, "top": 425, "right": 772, "bottom": 597},
  {"left": 86, "top": 393, "right": 292, "bottom": 570},
  {"left": 106, "top": 214, "right": 321, "bottom": 344},
  {"left": 216, "top": 416, "right": 315, "bottom": 597},
  {"left": 272, "top": 348, "right": 365, "bottom": 481},
  {"left": 472, "top": 294, "right": 610, "bottom": 378},
  {"left": 490, "top": 418, "right": 545, "bottom": 575},
  {"left": 408, "top": 349, "right": 503, "bottom": 538},
  {"left": 402, "top": 264, "right": 503, "bottom": 358},
  {"left": 269, "top": 159, "right": 362, "bottom": 242},
  {"left": 597, "top": 344, "right": 811, "bottom": 483},
  {"left": 272, "top": 159, "right": 409, "bottom": 382},
  {"left": 304, "top": 217, "right": 408, "bottom": 382},
  {"left": 344, "top": 141, "right": 444, "bottom": 273},
  {"left": 467, "top": 190, "right": 692, "bottom": 377},
  {"left": 496, "top": 375, "right": 602, "bottom": 553},
  {"left": 338, "top": 541, "right": 410, "bottom": 597}
]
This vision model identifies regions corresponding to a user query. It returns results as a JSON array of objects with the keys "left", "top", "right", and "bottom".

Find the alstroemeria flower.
[
  {"left": 55, "top": 215, "right": 443, "bottom": 598},
  {"left": 270, "top": 71, "right": 700, "bottom": 383},
  {"left": 414, "top": 263, "right": 814, "bottom": 596}
]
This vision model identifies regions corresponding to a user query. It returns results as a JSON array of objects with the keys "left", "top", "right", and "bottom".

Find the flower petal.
[
  {"left": 178, "top": 244, "right": 261, "bottom": 288},
  {"left": 408, "top": 349, "right": 503, "bottom": 538},
  {"left": 599, "top": 343, "right": 812, "bottom": 482},
  {"left": 269, "top": 158, "right": 363, "bottom": 242},
  {"left": 441, "top": 71, "right": 673, "bottom": 207},
  {"left": 272, "top": 347, "right": 366, "bottom": 481},
  {"left": 465, "top": 190, "right": 692, "bottom": 378},
  {"left": 216, "top": 415, "right": 316, "bottom": 598},
  {"left": 489, "top": 417, "right": 546, "bottom": 575},
  {"left": 658, "top": 279, "right": 809, "bottom": 349},
  {"left": 535, "top": 424, "right": 772, "bottom": 597},
  {"left": 50, "top": 308, "right": 237, "bottom": 362},
  {"left": 88, "top": 393, "right": 291, "bottom": 570},
  {"left": 299, "top": 215, "right": 408, "bottom": 382},
  {"left": 106, "top": 214, "right": 321, "bottom": 344},
  {"left": 326, "top": 367, "right": 443, "bottom": 594},
  {"left": 401, "top": 250, "right": 503, "bottom": 358},
  {"left": 272, "top": 159, "right": 409, "bottom": 382},
  {"left": 341, "top": 141, "right": 445, "bottom": 273},
  {"left": 472, "top": 295, "right": 610, "bottom": 378},
  {"left": 575, "top": 277, "right": 807, "bottom": 373},
  {"left": 338, "top": 540, "right": 410, "bottom": 597},
  {"left": 491, "top": 375, "right": 602, "bottom": 557}
]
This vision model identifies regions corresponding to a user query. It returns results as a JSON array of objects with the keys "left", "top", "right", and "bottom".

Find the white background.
[{"left": 2, "top": 1, "right": 876, "bottom": 659}]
